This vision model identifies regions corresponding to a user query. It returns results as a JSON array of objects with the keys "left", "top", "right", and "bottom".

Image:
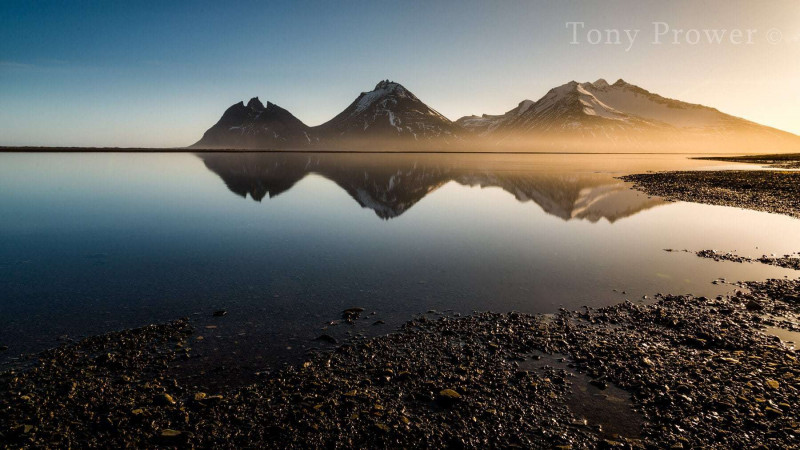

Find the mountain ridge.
[{"left": 192, "top": 79, "right": 800, "bottom": 153}]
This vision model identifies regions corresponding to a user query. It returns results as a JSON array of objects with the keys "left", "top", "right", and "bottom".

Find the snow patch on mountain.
[
  {"left": 353, "top": 82, "right": 412, "bottom": 115},
  {"left": 583, "top": 81, "right": 726, "bottom": 128},
  {"left": 576, "top": 84, "right": 627, "bottom": 120}
]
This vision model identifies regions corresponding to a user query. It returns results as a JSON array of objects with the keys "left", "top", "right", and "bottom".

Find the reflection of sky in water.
[{"left": 1, "top": 153, "right": 799, "bottom": 371}]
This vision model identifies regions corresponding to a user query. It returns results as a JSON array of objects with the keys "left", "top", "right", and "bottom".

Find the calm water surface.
[{"left": 1, "top": 152, "right": 798, "bottom": 375}]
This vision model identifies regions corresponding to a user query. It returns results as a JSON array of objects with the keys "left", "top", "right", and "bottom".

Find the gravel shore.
[
  {"left": 2, "top": 277, "right": 799, "bottom": 448},
  {"left": 695, "top": 249, "right": 800, "bottom": 271},
  {"left": 619, "top": 170, "right": 800, "bottom": 218}
]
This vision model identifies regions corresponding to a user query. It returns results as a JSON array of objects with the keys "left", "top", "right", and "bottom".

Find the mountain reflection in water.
[{"left": 199, "top": 153, "right": 666, "bottom": 222}]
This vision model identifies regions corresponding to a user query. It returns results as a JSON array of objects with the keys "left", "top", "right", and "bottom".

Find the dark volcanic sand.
[
  {"left": 619, "top": 170, "right": 800, "bottom": 219},
  {"left": 1, "top": 278, "right": 799, "bottom": 448}
]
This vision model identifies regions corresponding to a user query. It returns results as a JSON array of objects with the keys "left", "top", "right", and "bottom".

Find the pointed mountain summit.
[
  {"left": 246, "top": 97, "right": 265, "bottom": 110},
  {"left": 315, "top": 80, "right": 462, "bottom": 144},
  {"left": 192, "top": 98, "right": 315, "bottom": 149}
]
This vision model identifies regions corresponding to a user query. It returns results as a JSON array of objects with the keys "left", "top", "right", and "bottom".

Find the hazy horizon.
[{"left": 1, "top": 0, "right": 799, "bottom": 147}]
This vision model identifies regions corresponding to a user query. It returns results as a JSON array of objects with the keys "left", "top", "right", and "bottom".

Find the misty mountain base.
[
  {"left": 192, "top": 79, "right": 800, "bottom": 153},
  {"left": 1, "top": 276, "right": 798, "bottom": 448}
]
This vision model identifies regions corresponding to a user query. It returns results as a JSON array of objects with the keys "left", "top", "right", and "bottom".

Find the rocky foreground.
[
  {"left": 1, "top": 280, "right": 799, "bottom": 448},
  {"left": 619, "top": 170, "right": 800, "bottom": 219}
]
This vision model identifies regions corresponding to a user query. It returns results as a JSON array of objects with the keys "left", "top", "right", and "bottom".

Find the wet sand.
[{"left": 2, "top": 276, "right": 798, "bottom": 448}]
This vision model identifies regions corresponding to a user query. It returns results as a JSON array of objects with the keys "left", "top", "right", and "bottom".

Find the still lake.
[{"left": 1, "top": 152, "right": 799, "bottom": 377}]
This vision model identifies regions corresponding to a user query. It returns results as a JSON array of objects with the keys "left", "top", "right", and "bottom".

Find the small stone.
[
  {"left": 765, "top": 406, "right": 783, "bottom": 416},
  {"left": 160, "top": 429, "right": 182, "bottom": 438},
  {"left": 765, "top": 379, "right": 780, "bottom": 389},
  {"left": 131, "top": 408, "right": 144, "bottom": 415},
  {"left": 746, "top": 300, "right": 763, "bottom": 311},
  {"left": 342, "top": 307, "right": 365, "bottom": 322},
  {"left": 315, "top": 334, "right": 337, "bottom": 344},
  {"left": 438, "top": 389, "right": 462, "bottom": 400},
  {"left": 160, "top": 393, "right": 176, "bottom": 405},
  {"left": 194, "top": 392, "right": 207, "bottom": 401}
]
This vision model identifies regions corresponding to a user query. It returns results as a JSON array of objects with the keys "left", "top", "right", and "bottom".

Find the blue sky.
[{"left": 1, "top": 0, "right": 798, "bottom": 147}]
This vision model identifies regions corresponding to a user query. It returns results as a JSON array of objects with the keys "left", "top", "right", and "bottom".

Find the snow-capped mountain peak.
[
  {"left": 315, "top": 80, "right": 460, "bottom": 143},
  {"left": 350, "top": 80, "right": 416, "bottom": 116},
  {"left": 373, "top": 79, "right": 407, "bottom": 93},
  {"left": 526, "top": 80, "right": 626, "bottom": 121}
]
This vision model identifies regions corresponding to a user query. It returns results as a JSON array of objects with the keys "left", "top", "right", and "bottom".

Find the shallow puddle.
[
  {"left": 519, "top": 352, "right": 644, "bottom": 439},
  {"left": 763, "top": 326, "right": 800, "bottom": 350}
]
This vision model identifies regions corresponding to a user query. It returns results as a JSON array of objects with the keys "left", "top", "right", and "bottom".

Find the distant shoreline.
[
  {"left": 695, "top": 153, "right": 800, "bottom": 169},
  {"left": 0, "top": 147, "right": 761, "bottom": 156}
]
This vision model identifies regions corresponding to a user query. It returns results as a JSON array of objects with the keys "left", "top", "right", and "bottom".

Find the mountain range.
[{"left": 192, "top": 79, "right": 800, "bottom": 153}]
